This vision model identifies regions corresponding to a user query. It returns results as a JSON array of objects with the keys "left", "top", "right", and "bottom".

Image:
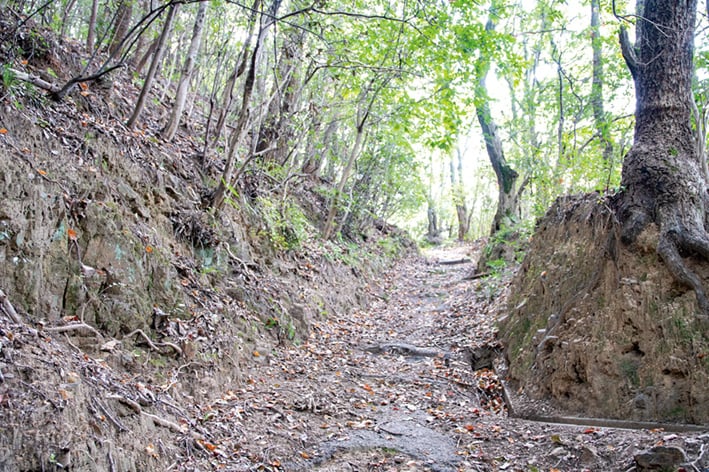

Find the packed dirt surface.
[{"left": 168, "top": 243, "right": 708, "bottom": 471}]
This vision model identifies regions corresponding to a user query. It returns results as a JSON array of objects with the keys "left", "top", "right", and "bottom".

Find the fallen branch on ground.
[
  {"left": 438, "top": 258, "right": 472, "bottom": 265},
  {"left": 143, "top": 412, "right": 204, "bottom": 440},
  {"left": 362, "top": 342, "right": 447, "bottom": 358},
  {"left": 0, "top": 288, "right": 22, "bottom": 323},
  {"left": 108, "top": 394, "right": 142, "bottom": 414},
  {"left": 122, "top": 329, "right": 183, "bottom": 356},
  {"left": 46, "top": 322, "right": 103, "bottom": 338}
]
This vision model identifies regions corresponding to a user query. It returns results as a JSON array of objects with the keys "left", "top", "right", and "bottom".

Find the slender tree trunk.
[
  {"left": 130, "top": 0, "right": 150, "bottom": 67},
  {"left": 590, "top": 0, "right": 613, "bottom": 164},
  {"left": 209, "top": 0, "right": 261, "bottom": 154},
  {"left": 454, "top": 149, "right": 470, "bottom": 240},
  {"left": 126, "top": 3, "right": 178, "bottom": 129},
  {"left": 159, "top": 32, "right": 182, "bottom": 101},
  {"left": 427, "top": 200, "right": 439, "bottom": 242},
  {"left": 135, "top": 38, "right": 158, "bottom": 76},
  {"left": 163, "top": 1, "right": 207, "bottom": 141},
  {"left": 302, "top": 112, "right": 336, "bottom": 176},
  {"left": 553, "top": 46, "right": 564, "bottom": 164},
  {"left": 86, "top": 0, "right": 99, "bottom": 53},
  {"left": 322, "top": 120, "right": 366, "bottom": 239},
  {"left": 201, "top": 47, "right": 227, "bottom": 159},
  {"left": 618, "top": 0, "right": 709, "bottom": 315},
  {"left": 322, "top": 76, "right": 387, "bottom": 239},
  {"left": 254, "top": 30, "right": 303, "bottom": 165},
  {"left": 60, "top": 0, "right": 77, "bottom": 38},
  {"left": 211, "top": 0, "right": 282, "bottom": 211}
]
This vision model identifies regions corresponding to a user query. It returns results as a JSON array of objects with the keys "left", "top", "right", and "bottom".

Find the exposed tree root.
[
  {"left": 618, "top": 177, "right": 709, "bottom": 319},
  {"left": 657, "top": 228, "right": 709, "bottom": 315}
]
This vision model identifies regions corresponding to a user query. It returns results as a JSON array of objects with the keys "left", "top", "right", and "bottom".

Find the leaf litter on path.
[{"left": 174, "top": 243, "right": 708, "bottom": 471}]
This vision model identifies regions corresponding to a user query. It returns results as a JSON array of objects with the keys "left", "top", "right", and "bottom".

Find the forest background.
[{"left": 3, "top": 0, "right": 692, "bottom": 244}]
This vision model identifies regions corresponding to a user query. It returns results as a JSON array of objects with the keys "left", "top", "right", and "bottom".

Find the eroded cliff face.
[{"left": 501, "top": 194, "right": 709, "bottom": 424}]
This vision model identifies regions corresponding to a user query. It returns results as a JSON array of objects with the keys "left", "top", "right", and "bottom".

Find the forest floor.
[{"left": 192, "top": 243, "right": 708, "bottom": 471}]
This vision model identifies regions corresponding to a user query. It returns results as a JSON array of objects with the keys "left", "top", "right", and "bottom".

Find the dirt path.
[{"left": 186, "top": 244, "right": 708, "bottom": 471}]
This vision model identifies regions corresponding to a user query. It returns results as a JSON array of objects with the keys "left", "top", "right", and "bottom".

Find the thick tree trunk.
[
  {"left": 476, "top": 17, "right": 520, "bottom": 235},
  {"left": 618, "top": 0, "right": 709, "bottom": 314},
  {"left": 476, "top": 99, "right": 519, "bottom": 233},
  {"left": 108, "top": 0, "right": 133, "bottom": 57}
]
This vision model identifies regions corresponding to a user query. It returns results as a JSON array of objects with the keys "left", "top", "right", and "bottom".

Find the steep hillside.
[{"left": 0, "top": 15, "right": 413, "bottom": 471}]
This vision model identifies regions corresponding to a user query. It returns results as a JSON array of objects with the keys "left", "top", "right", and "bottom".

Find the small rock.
[
  {"left": 579, "top": 445, "right": 600, "bottom": 464},
  {"left": 634, "top": 393, "right": 650, "bottom": 410},
  {"left": 550, "top": 446, "right": 566, "bottom": 457},
  {"left": 634, "top": 445, "right": 687, "bottom": 471}
]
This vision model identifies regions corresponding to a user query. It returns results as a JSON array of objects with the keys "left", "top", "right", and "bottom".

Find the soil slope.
[{"left": 502, "top": 194, "right": 709, "bottom": 424}]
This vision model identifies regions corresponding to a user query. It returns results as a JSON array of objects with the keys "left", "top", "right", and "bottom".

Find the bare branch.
[
  {"left": 0, "top": 288, "right": 22, "bottom": 324},
  {"left": 619, "top": 26, "right": 639, "bottom": 79},
  {"left": 6, "top": 68, "right": 60, "bottom": 94},
  {"left": 45, "top": 323, "right": 103, "bottom": 338}
]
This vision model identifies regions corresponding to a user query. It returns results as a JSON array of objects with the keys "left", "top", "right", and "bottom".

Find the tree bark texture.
[
  {"left": 618, "top": 0, "right": 709, "bottom": 314},
  {"left": 86, "top": 0, "right": 99, "bottom": 53},
  {"left": 108, "top": 0, "right": 133, "bottom": 56}
]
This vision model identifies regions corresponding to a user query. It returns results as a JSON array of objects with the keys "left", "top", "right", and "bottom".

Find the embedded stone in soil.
[{"left": 313, "top": 406, "right": 461, "bottom": 472}]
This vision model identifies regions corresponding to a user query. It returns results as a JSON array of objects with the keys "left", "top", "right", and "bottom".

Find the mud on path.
[{"left": 202, "top": 244, "right": 708, "bottom": 471}]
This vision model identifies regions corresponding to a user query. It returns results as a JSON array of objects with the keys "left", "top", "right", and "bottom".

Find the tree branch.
[
  {"left": 7, "top": 68, "right": 60, "bottom": 94},
  {"left": 619, "top": 26, "right": 639, "bottom": 79},
  {"left": 0, "top": 288, "right": 22, "bottom": 324}
]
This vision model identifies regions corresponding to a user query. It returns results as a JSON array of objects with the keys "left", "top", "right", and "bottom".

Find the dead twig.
[
  {"left": 123, "top": 329, "right": 161, "bottom": 351},
  {"left": 156, "top": 341, "right": 183, "bottom": 357},
  {"left": 0, "top": 288, "right": 22, "bottom": 323},
  {"left": 142, "top": 412, "right": 204, "bottom": 441},
  {"left": 107, "top": 394, "right": 142, "bottom": 414},
  {"left": 123, "top": 328, "right": 182, "bottom": 356},
  {"left": 46, "top": 322, "right": 103, "bottom": 338},
  {"left": 95, "top": 398, "right": 128, "bottom": 433}
]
